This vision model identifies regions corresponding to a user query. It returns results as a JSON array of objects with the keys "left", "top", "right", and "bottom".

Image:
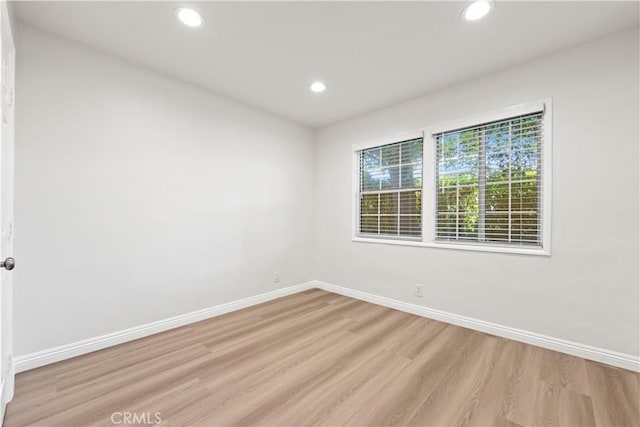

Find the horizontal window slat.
[
  {"left": 358, "top": 138, "right": 424, "bottom": 239},
  {"left": 434, "top": 111, "right": 543, "bottom": 246}
]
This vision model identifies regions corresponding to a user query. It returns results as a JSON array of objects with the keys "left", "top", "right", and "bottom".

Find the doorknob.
[{"left": 1, "top": 257, "right": 15, "bottom": 271}]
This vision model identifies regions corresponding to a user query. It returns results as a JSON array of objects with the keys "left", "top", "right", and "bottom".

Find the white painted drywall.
[
  {"left": 13, "top": 23, "right": 640, "bottom": 361},
  {"left": 314, "top": 28, "right": 640, "bottom": 356},
  {"left": 14, "top": 25, "right": 315, "bottom": 356}
]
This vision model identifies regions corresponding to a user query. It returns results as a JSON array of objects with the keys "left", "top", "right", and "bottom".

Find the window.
[
  {"left": 352, "top": 100, "right": 551, "bottom": 255},
  {"left": 435, "top": 112, "right": 543, "bottom": 246},
  {"left": 357, "top": 138, "right": 423, "bottom": 239}
]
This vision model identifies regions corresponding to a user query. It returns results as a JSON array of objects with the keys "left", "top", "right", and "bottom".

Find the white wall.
[
  {"left": 314, "top": 28, "right": 639, "bottom": 356},
  {"left": 14, "top": 25, "right": 315, "bottom": 356},
  {"left": 14, "top": 23, "right": 640, "bottom": 361}
]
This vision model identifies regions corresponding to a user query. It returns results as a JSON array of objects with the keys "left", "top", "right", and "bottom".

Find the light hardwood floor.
[{"left": 4, "top": 289, "right": 639, "bottom": 426}]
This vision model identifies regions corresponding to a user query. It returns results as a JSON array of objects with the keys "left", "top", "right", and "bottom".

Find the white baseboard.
[
  {"left": 14, "top": 279, "right": 639, "bottom": 373},
  {"left": 312, "top": 280, "right": 640, "bottom": 373},
  {"left": 14, "top": 282, "right": 315, "bottom": 373}
]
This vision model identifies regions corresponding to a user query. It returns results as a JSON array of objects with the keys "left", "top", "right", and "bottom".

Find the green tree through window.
[
  {"left": 359, "top": 138, "right": 423, "bottom": 238},
  {"left": 435, "top": 112, "right": 543, "bottom": 246}
]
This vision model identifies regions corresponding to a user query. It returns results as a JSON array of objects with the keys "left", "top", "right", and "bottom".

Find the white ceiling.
[{"left": 15, "top": 1, "right": 639, "bottom": 128}]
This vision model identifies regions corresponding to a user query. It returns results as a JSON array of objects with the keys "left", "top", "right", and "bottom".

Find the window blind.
[
  {"left": 358, "top": 138, "right": 423, "bottom": 238},
  {"left": 435, "top": 112, "right": 543, "bottom": 246}
]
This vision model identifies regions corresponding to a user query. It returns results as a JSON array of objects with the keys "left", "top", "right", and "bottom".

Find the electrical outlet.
[
  {"left": 273, "top": 271, "right": 280, "bottom": 283},
  {"left": 415, "top": 284, "right": 423, "bottom": 297}
]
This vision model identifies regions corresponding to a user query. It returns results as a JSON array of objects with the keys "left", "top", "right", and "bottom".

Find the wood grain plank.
[
  {"left": 406, "top": 333, "right": 503, "bottom": 426},
  {"left": 345, "top": 325, "right": 476, "bottom": 426},
  {"left": 587, "top": 361, "right": 640, "bottom": 427}
]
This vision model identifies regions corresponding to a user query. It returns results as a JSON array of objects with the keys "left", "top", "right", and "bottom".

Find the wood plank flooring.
[{"left": 5, "top": 289, "right": 639, "bottom": 426}]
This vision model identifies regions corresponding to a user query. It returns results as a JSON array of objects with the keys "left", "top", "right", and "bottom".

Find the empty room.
[{"left": 0, "top": 0, "right": 637, "bottom": 426}]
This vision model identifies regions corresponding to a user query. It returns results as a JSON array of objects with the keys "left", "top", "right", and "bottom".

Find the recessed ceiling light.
[
  {"left": 175, "top": 7, "right": 205, "bottom": 27},
  {"left": 462, "top": 0, "right": 493, "bottom": 21},
  {"left": 310, "top": 81, "right": 326, "bottom": 93}
]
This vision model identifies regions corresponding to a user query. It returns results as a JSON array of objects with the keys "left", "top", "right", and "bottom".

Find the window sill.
[{"left": 352, "top": 236, "right": 550, "bottom": 256}]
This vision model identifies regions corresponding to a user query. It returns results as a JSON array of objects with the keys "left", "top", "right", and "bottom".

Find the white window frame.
[{"left": 352, "top": 99, "right": 552, "bottom": 256}]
